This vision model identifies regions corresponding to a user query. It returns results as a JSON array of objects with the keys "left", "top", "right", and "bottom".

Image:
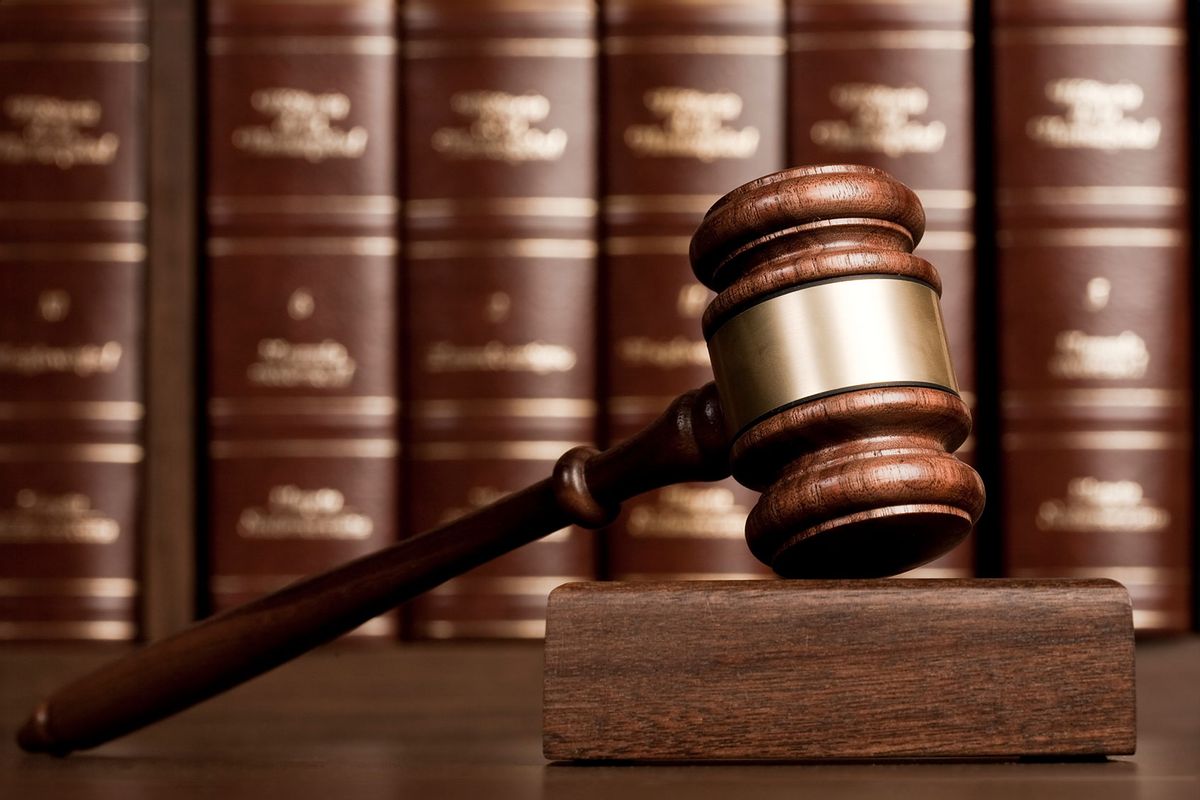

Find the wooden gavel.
[{"left": 17, "top": 164, "right": 984, "bottom": 755}]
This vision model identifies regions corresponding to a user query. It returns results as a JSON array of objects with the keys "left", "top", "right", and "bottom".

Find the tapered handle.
[{"left": 18, "top": 386, "right": 731, "bottom": 755}]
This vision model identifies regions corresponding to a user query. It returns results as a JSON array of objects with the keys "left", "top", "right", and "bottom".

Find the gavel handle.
[{"left": 18, "top": 385, "right": 732, "bottom": 755}]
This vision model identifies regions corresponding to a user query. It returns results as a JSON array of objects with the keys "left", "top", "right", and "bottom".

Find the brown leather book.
[
  {"left": 403, "top": 0, "right": 597, "bottom": 639},
  {"left": 601, "top": 0, "right": 783, "bottom": 581},
  {"left": 204, "top": 0, "right": 400, "bottom": 636},
  {"left": 992, "top": 0, "right": 1191, "bottom": 632},
  {"left": 788, "top": 0, "right": 978, "bottom": 578},
  {"left": 0, "top": 0, "right": 147, "bottom": 641}
]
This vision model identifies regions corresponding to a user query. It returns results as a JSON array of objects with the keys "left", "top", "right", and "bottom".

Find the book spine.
[
  {"left": 204, "top": 0, "right": 400, "bottom": 636},
  {"left": 787, "top": 0, "right": 978, "bottom": 577},
  {"left": 0, "top": 1, "right": 147, "bottom": 641},
  {"left": 601, "top": 0, "right": 784, "bottom": 581},
  {"left": 992, "top": 0, "right": 1192, "bottom": 631},
  {"left": 403, "top": 0, "right": 598, "bottom": 639}
]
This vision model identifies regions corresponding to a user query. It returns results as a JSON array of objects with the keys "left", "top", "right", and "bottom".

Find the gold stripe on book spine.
[
  {"left": 207, "top": 237, "right": 399, "bottom": 257},
  {"left": 0, "top": 43, "right": 150, "bottom": 62},
  {"left": 604, "top": 194, "right": 720, "bottom": 216},
  {"left": 410, "top": 441, "right": 585, "bottom": 461},
  {"left": 896, "top": 567, "right": 973, "bottom": 579},
  {"left": 0, "top": 578, "right": 139, "bottom": 598},
  {"left": 607, "top": 395, "right": 681, "bottom": 417},
  {"left": 431, "top": 576, "right": 592, "bottom": 596},
  {"left": 0, "top": 444, "right": 144, "bottom": 463},
  {"left": 916, "top": 231, "right": 975, "bottom": 251},
  {"left": 405, "top": 38, "right": 597, "bottom": 59},
  {"left": 411, "top": 398, "right": 596, "bottom": 419},
  {"left": 790, "top": 30, "right": 972, "bottom": 50},
  {"left": 207, "top": 195, "right": 400, "bottom": 215},
  {"left": 1002, "top": 388, "right": 1188, "bottom": 410},
  {"left": 1132, "top": 609, "right": 1185, "bottom": 629},
  {"left": 1002, "top": 431, "right": 1184, "bottom": 451},
  {"left": 0, "top": 401, "right": 145, "bottom": 421},
  {"left": 1009, "top": 566, "right": 1188, "bottom": 585},
  {"left": 405, "top": 197, "right": 597, "bottom": 219},
  {"left": 603, "top": 236, "right": 693, "bottom": 256},
  {"left": 913, "top": 190, "right": 975, "bottom": 210},
  {"left": 0, "top": 243, "right": 147, "bottom": 262},
  {"left": 209, "top": 396, "right": 398, "bottom": 417},
  {"left": 207, "top": 36, "right": 398, "bottom": 56},
  {"left": 618, "top": 573, "right": 770, "bottom": 581},
  {"left": 998, "top": 186, "right": 1186, "bottom": 207},
  {"left": 0, "top": 621, "right": 137, "bottom": 640},
  {"left": 996, "top": 228, "right": 1185, "bottom": 248},
  {"left": 993, "top": 27, "right": 1184, "bottom": 48},
  {"left": 415, "top": 619, "right": 547, "bottom": 639},
  {"left": 407, "top": 239, "right": 596, "bottom": 260},
  {"left": 0, "top": 201, "right": 148, "bottom": 221},
  {"left": 209, "top": 439, "right": 400, "bottom": 459},
  {"left": 605, "top": 35, "right": 786, "bottom": 56}
]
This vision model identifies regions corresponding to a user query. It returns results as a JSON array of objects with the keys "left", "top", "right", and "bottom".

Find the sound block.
[{"left": 543, "top": 580, "right": 1135, "bottom": 761}]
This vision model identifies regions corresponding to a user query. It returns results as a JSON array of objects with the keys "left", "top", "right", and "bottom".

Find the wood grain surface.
[
  {"left": 3, "top": 639, "right": 1199, "bottom": 799},
  {"left": 544, "top": 580, "right": 1135, "bottom": 761}
]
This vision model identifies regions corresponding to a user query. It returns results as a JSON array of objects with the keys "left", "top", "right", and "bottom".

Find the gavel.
[{"left": 17, "top": 164, "right": 984, "bottom": 755}]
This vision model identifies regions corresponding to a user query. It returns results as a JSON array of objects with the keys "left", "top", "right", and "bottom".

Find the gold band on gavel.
[{"left": 707, "top": 276, "right": 959, "bottom": 436}]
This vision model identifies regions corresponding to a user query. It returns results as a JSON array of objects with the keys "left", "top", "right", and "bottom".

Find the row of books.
[{"left": 0, "top": 0, "right": 1192, "bottom": 640}]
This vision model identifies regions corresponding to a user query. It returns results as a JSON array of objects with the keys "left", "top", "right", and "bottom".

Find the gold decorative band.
[
  {"left": 0, "top": 443, "right": 144, "bottom": 463},
  {"left": 208, "top": 36, "right": 398, "bottom": 56},
  {"left": 997, "top": 228, "right": 1184, "bottom": 249},
  {"left": 791, "top": 30, "right": 972, "bottom": 50},
  {"left": 410, "top": 440, "right": 585, "bottom": 461},
  {"left": 209, "top": 396, "right": 398, "bottom": 417},
  {"left": 998, "top": 186, "right": 1186, "bottom": 208},
  {"left": 207, "top": 236, "right": 399, "bottom": 257},
  {"left": 411, "top": 397, "right": 596, "bottom": 419},
  {"left": 415, "top": 619, "right": 547, "bottom": 639},
  {"left": 0, "top": 577, "right": 139, "bottom": 598},
  {"left": 0, "top": 620, "right": 137, "bottom": 640},
  {"left": 708, "top": 276, "right": 958, "bottom": 435},
  {"left": 916, "top": 231, "right": 975, "bottom": 251},
  {"left": 1002, "top": 431, "right": 1183, "bottom": 451},
  {"left": 405, "top": 197, "right": 597, "bottom": 219},
  {"left": 0, "top": 201, "right": 148, "bottom": 221},
  {"left": 208, "top": 195, "right": 399, "bottom": 216},
  {"left": 603, "top": 236, "right": 693, "bottom": 256},
  {"left": 0, "top": 43, "right": 149, "bottom": 62},
  {"left": 0, "top": 242, "right": 146, "bottom": 262},
  {"left": 209, "top": 438, "right": 399, "bottom": 459},
  {"left": 407, "top": 238, "right": 596, "bottom": 260},
  {"left": 405, "top": 38, "right": 596, "bottom": 59},
  {"left": 604, "top": 194, "right": 719, "bottom": 216},
  {"left": 605, "top": 35, "right": 786, "bottom": 56},
  {"left": 0, "top": 401, "right": 145, "bottom": 421},
  {"left": 994, "top": 26, "right": 1184, "bottom": 48}
]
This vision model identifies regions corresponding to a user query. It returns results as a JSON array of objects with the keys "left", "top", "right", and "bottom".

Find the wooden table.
[{"left": 2, "top": 639, "right": 1198, "bottom": 798}]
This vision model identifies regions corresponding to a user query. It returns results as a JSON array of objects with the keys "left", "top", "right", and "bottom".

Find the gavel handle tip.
[{"left": 16, "top": 701, "right": 67, "bottom": 756}]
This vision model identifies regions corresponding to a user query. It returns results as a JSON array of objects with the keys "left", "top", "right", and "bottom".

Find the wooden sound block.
[{"left": 543, "top": 579, "right": 1135, "bottom": 762}]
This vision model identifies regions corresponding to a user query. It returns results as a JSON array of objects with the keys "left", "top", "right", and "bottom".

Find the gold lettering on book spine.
[
  {"left": 1036, "top": 477, "right": 1169, "bottom": 533},
  {"left": 0, "top": 342, "right": 122, "bottom": 376},
  {"left": 1049, "top": 331, "right": 1149, "bottom": 380},
  {"left": 432, "top": 91, "right": 567, "bottom": 162},
  {"left": 1027, "top": 79, "right": 1161, "bottom": 151},
  {"left": 626, "top": 486, "right": 748, "bottom": 540},
  {"left": 624, "top": 88, "right": 759, "bottom": 162},
  {"left": 617, "top": 337, "right": 709, "bottom": 369},
  {"left": 810, "top": 84, "right": 946, "bottom": 157},
  {"left": 423, "top": 341, "right": 577, "bottom": 374},
  {"left": 0, "top": 95, "right": 119, "bottom": 168},
  {"left": 0, "top": 490, "right": 120, "bottom": 544},
  {"left": 247, "top": 339, "right": 357, "bottom": 388},
  {"left": 232, "top": 88, "right": 368, "bottom": 162},
  {"left": 237, "top": 485, "right": 374, "bottom": 541}
]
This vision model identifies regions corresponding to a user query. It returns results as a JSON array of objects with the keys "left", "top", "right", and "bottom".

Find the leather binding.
[
  {"left": 205, "top": 0, "right": 400, "bottom": 636},
  {"left": 404, "top": 0, "right": 597, "bottom": 638},
  {"left": 601, "top": 0, "right": 783, "bottom": 582},
  {"left": 788, "top": 0, "right": 977, "bottom": 578},
  {"left": 0, "top": 0, "right": 147, "bottom": 641},
  {"left": 992, "top": 0, "right": 1191, "bottom": 631}
]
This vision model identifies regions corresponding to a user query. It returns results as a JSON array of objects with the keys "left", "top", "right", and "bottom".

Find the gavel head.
[{"left": 691, "top": 164, "right": 985, "bottom": 578}]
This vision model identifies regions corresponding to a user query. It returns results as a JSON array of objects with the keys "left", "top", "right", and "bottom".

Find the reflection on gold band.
[
  {"left": 606, "top": 35, "right": 785, "bottom": 56},
  {"left": 406, "top": 38, "right": 596, "bottom": 59},
  {"left": 1009, "top": 566, "right": 1186, "bottom": 585},
  {"left": 1003, "top": 388, "right": 1187, "bottom": 410},
  {"left": 994, "top": 26, "right": 1184, "bottom": 47},
  {"left": 410, "top": 441, "right": 584, "bottom": 461},
  {"left": 0, "top": 401, "right": 145, "bottom": 421},
  {"left": 208, "top": 195, "right": 399, "bottom": 215},
  {"left": 917, "top": 231, "right": 975, "bottom": 251},
  {"left": 431, "top": 575, "right": 590, "bottom": 596},
  {"left": 608, "top": 395, "right": 680, "bottom": 417},
  {"left": 998, "top": 186, "right": 1185, "bottom": 207},
  {"left": 411, "top": 398, "right": 595, "bottom": 419},
  {"left": 913, "top": 189, "right": 975, "bottom": 210},
  {"left": 604, "top": 194, "right": 719, "bottom": 216},
  {"left": 0, "top": 201, "right": 148, "bottom": 221},
  {"left": 0, "top": 243, "right": 146, "bottom": 262},
  {"left": 997, "top": 228, "right": 1184, "bottom": 248},
  {"left": 0, "top": 444, "right": 143, "bottom": 463},
  {"left": 209, "top": 439, "right": 399, "bottom": 459},
  {"left": 791, "top": 30, "right": 972, "bottom": 50},
  {"left": 406, "top": 197, "right": 597, "bottom": 219},
  {"left": 0, "top": 621, "right": 137, "bottom": 640},
  {"left": 416, "top": 619, "right": 547, "bottom": 639},
  {"left": 0, "top": 577, "right": 139, "bottom": 598},
  {"left": 617, "top": 573, "right": 770, "bottom": 582},
  {"left": 709, "top": 277, "right": 957, "bottom": 434},
  {"left": 208, "top": 36, "right": 398, "bottom": 55},
  {"left": 0, "top": 43, "right": 149, "bottom": 61},
  {"left": 1003, "top": 431, "right": 1183, "bottom": 451},
  {"left": 603, "top": 236, "right": 693, "bottom": 256},
  {"left": 209, "top": 396, "right": 398, "bottom": 417},
  {"left": 208, "top": 237, "right": 398, "bottom": 257},
  {"left": 407, "top": 238, "right": 596, "bottom": 260}
]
